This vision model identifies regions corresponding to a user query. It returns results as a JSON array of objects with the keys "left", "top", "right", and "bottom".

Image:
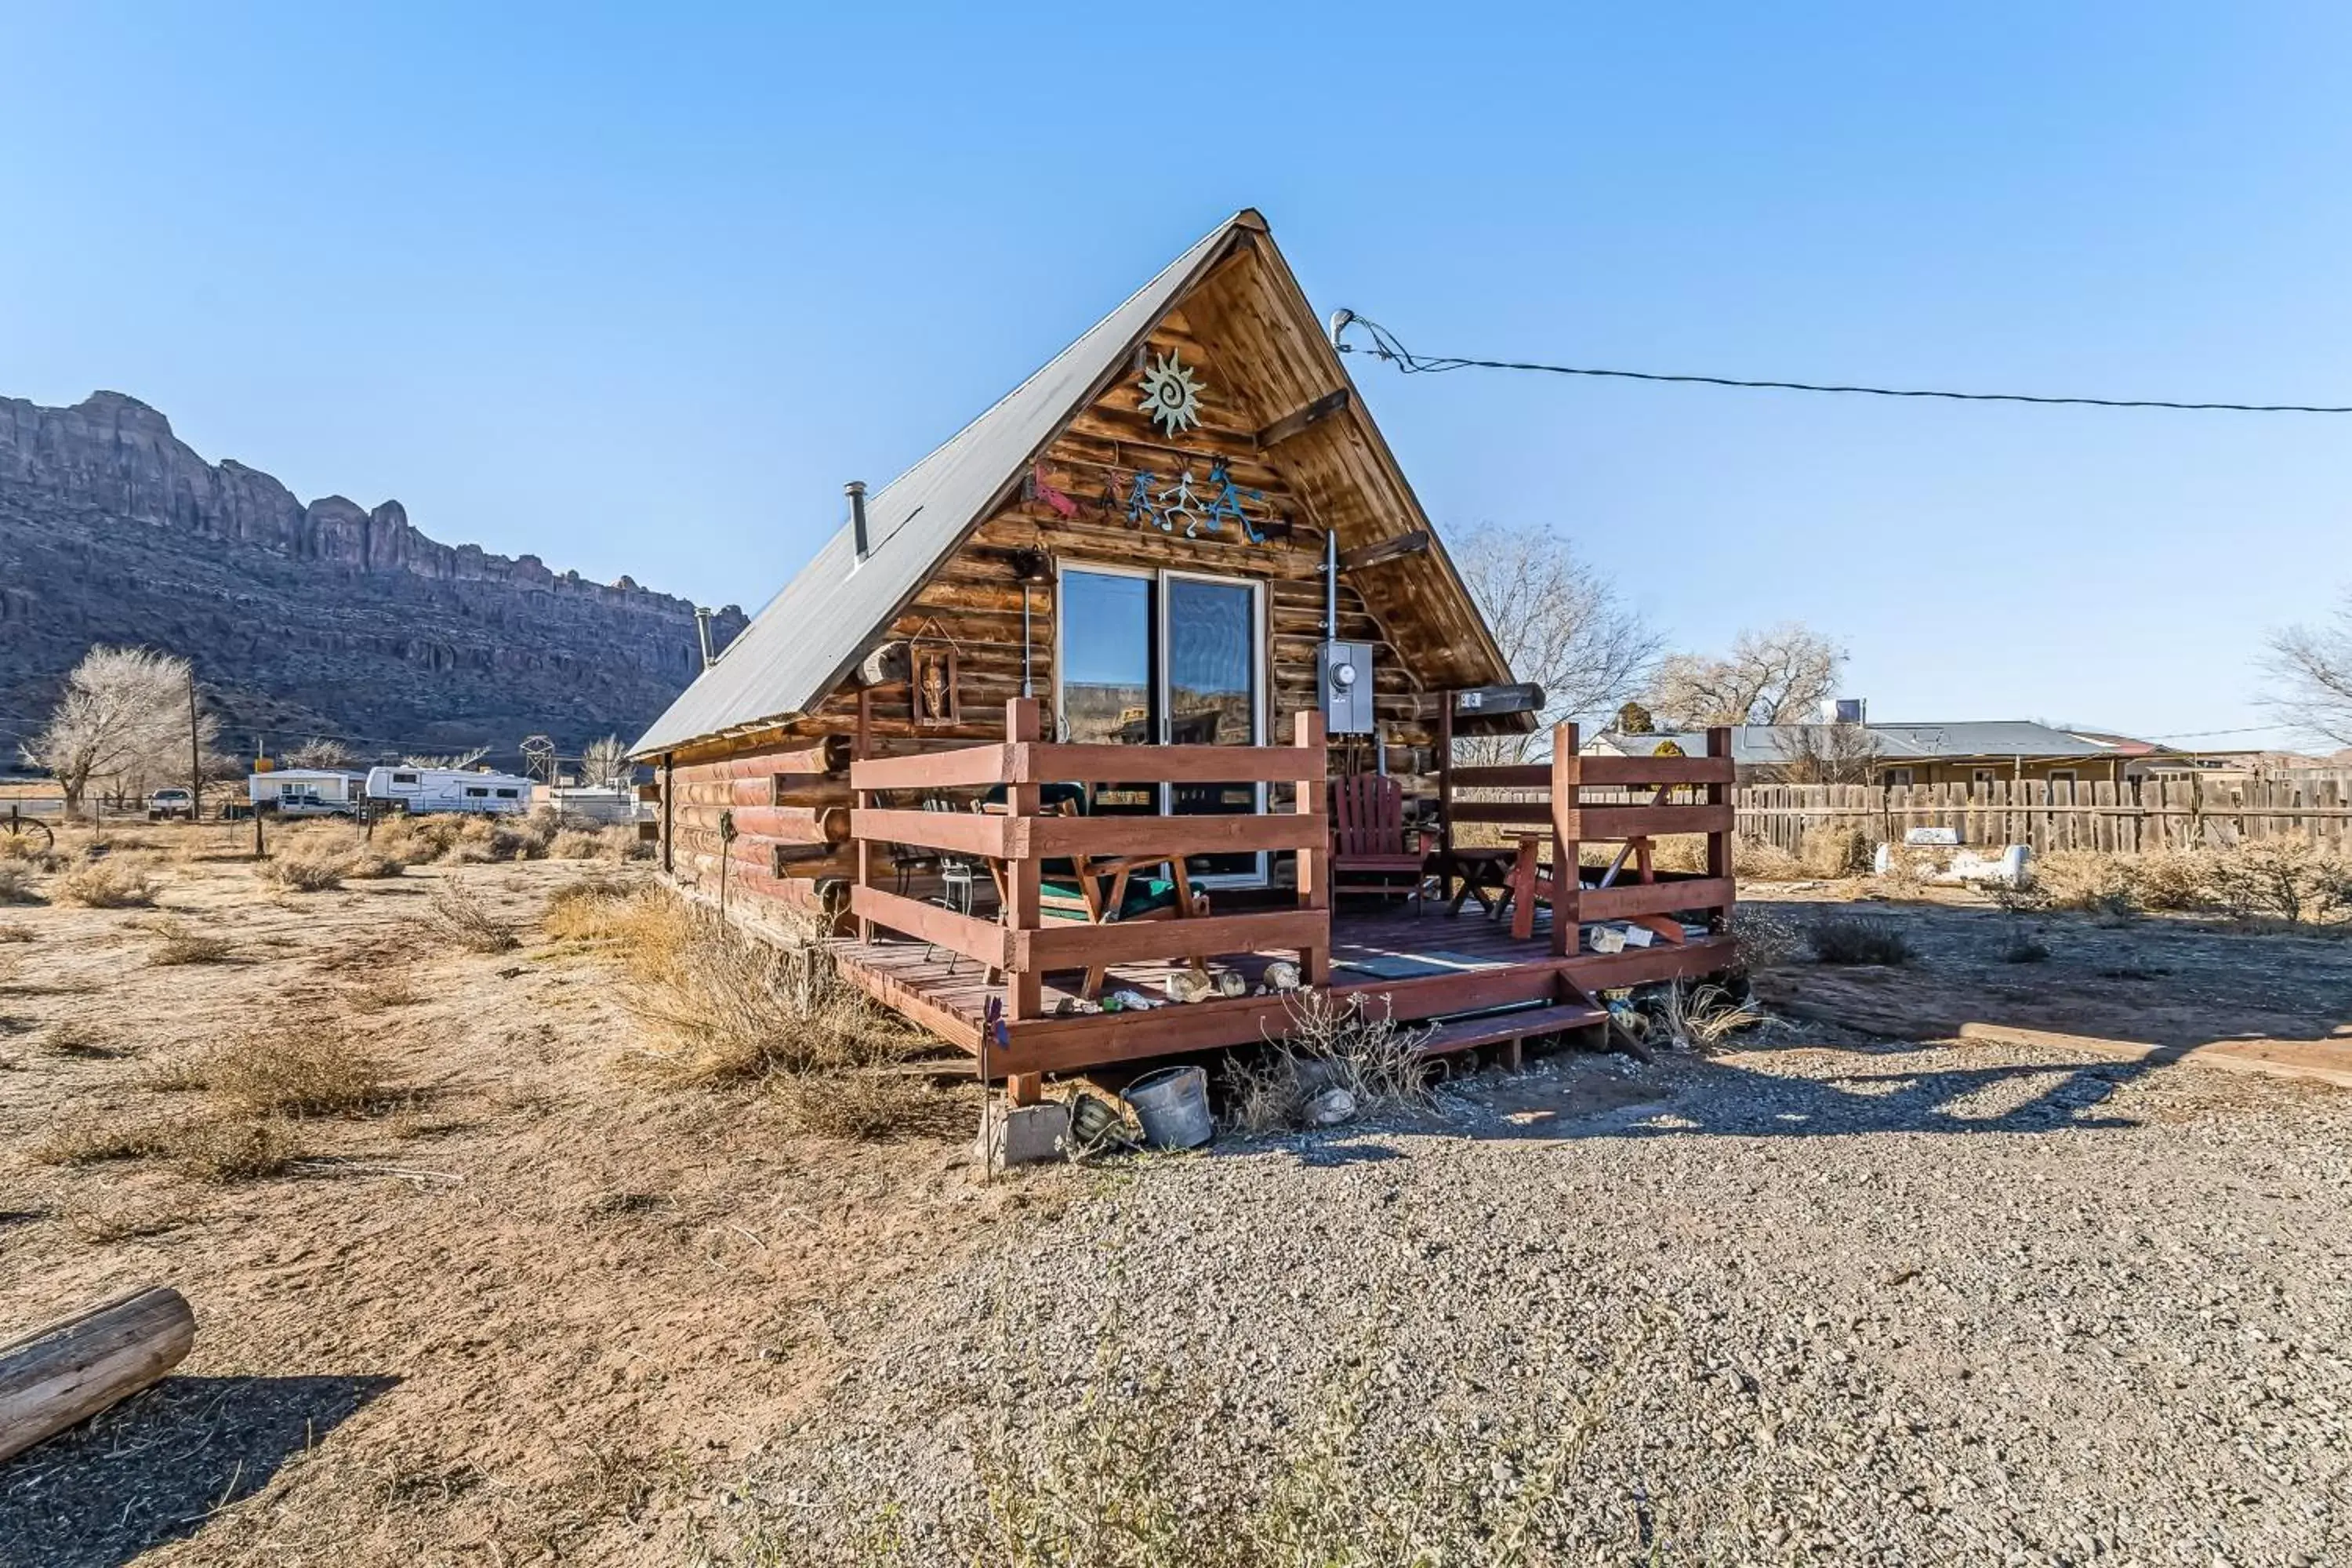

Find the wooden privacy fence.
[{"left": 1737, "top": 773, "right": 2352, "bottom": 857}]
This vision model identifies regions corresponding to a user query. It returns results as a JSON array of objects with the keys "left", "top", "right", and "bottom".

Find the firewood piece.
[{"left": 0, "top": 1284, "right": 195, "bottom": 1463}]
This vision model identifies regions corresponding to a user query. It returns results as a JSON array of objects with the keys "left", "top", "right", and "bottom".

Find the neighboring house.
[
  {"left": 1591, "top": 721, "right": 2123, "bottom": 787},
  {"left": 629, "top": 208, "right": 1523, "bottom": 922},
  {"left": 248, "top": 768, "right": 365, "bottom": 814}
]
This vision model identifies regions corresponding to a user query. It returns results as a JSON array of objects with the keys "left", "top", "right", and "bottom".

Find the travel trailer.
[{"left": 362, "top": 766, "right": 534, "bottom": 816}]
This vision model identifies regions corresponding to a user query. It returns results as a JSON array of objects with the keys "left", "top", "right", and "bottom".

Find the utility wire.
[{"left": 1329, "top": 312, "right": 2352, "bottom": 414}]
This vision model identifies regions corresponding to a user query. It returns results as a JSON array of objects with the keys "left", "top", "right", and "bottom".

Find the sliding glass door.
[{"left": 1057, "top": 564, "right": 1265, "bottom": 886}]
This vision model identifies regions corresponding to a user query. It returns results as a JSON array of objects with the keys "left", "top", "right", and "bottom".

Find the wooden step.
[{"left": 1414, "top": 1001, "right": 1608, "bottom": 1059}]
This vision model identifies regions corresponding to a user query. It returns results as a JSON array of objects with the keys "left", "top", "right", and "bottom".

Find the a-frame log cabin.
[{"left": 632, "top": 210, "right": 1737, "bottom": 1094}]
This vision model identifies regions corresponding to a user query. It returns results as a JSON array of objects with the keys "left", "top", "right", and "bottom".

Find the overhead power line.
[{"left": 1327, "top": 312, "right": 2352, "bottom": 415}]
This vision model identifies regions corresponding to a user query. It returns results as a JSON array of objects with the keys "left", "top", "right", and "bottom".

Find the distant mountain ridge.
[{"left": 0, "top": 391, "right": 746, "bottom": 761}]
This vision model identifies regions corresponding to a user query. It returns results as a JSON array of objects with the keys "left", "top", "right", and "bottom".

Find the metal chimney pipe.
[
  {"left": 847, "top": 480, "right": 870, "bottom": 562},
  {"left": 693, "top": 607, "right": 716, "bottom": 669}
]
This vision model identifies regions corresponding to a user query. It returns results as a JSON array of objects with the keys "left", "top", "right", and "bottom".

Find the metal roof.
[
  {"left": 630, "top": 213, "right": 1258, "bottom": 757},
  {"left": 1595, "top": 721, "right": 2115, "bottom": 765}
]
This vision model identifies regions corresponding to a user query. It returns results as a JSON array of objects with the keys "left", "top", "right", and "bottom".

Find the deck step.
[{"left": 1414, "top": 1002, "right": 1608, "bottom": 1058}]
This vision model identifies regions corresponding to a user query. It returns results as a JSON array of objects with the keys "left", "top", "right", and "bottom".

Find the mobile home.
[{"left": 249, "top": 768, "right": 365, "bottom": 815}]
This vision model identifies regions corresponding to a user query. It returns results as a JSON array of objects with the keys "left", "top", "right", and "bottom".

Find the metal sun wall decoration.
[{"left": 1138, "top": 351, "right": 1205, "bottom": 436}]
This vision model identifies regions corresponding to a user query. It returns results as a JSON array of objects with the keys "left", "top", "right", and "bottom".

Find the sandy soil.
[{"left": 0, "top": 842, "right": 1061, "bottom": 1567}]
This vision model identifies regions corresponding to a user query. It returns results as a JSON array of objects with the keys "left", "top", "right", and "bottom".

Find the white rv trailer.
[{"left": 363, "top": 766, "right": 535, "bottom": 816}]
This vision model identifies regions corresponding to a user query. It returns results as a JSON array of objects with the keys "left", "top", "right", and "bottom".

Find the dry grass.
[
  {"left": 0, "top": 861, "right": 39, "bottom": 904},
  {"left": 1805, "top": 914, "right": 1915, "bottom": 966},
  {"left": 0, "top": 921, "right": 31, "bottom": 942},
  {"left": 2014, "top": 841, "right": 2352, "bottom": 927},
  {"left": 38, "top": 1019, "right": 118, "bottom": 1058},
  {"left": 345, "top": 975, "right": 423, "bottom": 1012},
  {"left": 424, "top": 877, "right": 519, "bottom": 953},
  {"left": 38, "top": 1111, "right": 303, "bottom": 1181},
  {"left": 543, "top": 870, "right": 641, "bottom": 942},
  {"left": 1644, "top": 981, "right": 1767, "bottom": 1052},
  {"left": 49, "top": 856, "right": 161, "bottom": 908},
  {"left": 773, "top": 1070, "right": 971, "bottom": 1141},
  {"left": 258, "top": 848, "right": 347, "bottom": 892},
  {"left": 2032, "top": 849, "right": 2139, "bottom": 916},
  {"left": 549, "top": 829, "right": 609, "bottom": 859},
  {"left": 201, "top": 1021, "right": 386, "bottom": 1116},
  {"left": 615, "top": 890, "right": 917, "bottom": 1083},
  {"left": 63, "top": 1196, "right": 194, "bottom": 1243},
  {"left": 1226, "top": 989, "right": 1436, "bottom": 1134},
  {"left": 143, "top": 916, "right": 236, "bottom": 966}
]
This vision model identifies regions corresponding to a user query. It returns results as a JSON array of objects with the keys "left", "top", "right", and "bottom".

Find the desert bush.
[
  {"left": 344, "top": 975, "right": 422, "bottom": 1012},
  {"left": 774, "top": 1069, "right": 970, "bottom": 1141},
  {"left": 1225, "top": 989, "right": 1435, "bottom": 1135},
  {"left": 1733, "top": 836, "right": 1806, "bottom": 881},
  {"left": 543, "top": 872, "right": 639, "bottom": 942},
  {"left": 548, "top": 829, "right": 609, "bottom": 859},
  {"left": 0, "top": 862, "right": 38, "bottom": 904},
  {"left": 619, "top": 892, "right": 915, "bottom": 1081},
  {"left": 1806, "top": 914, "right": 1914, "bottom": 966},
  {"left": 1800, "top": 825, "right": 1877, "bottom": 880},
  {"left": 258, "top": 850, "right": 346, "bottom": 893},
  {"left": 1731, "top": 903, "right": 1802, "bottom": 974},
  {"left": 0, "top": 922, "right": 32, "bottom": 942},
  {"left": 32, "top": 1114, "right": 166, "bottom": 1163},
  {"left": 145, "top": 916, "right": 234, "bottom": 965},
  {"left": 2206, "top": 840, "right": 2352, "bottom": 926},
  {"left": 49, "top": 856, "right": 161, "bottom": 908},
  {"left": 64, "top": 1196, "right": 193, "bottom": 1243},
  {"left": 424, "top": 877, "right": 518, "bottom": 953},
  {"left": 203, "top": 1022, "right": 384, "bottom": 1116},
  {"left": 2131, "top": 848, "right": 2211, "bottom": 912},
  {"left": 340, "top": 847, "right": 406, "bottom": 879},
  {"left": 2032, "top": 850, "right": 2137, "bottom": 916},
  {"left": 38, "top": 1019, "right": 116, "bottom": 1057},
  {"left": 1642, "top": 981, "right": 1766, "bottom": 1051},
  {"left": 33, "top": 1111, "right": 298, "bottom": 1179}
]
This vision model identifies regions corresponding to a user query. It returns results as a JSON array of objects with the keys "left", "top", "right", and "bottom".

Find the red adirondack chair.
[{"left": 1329, "top": 773, "right": 1430, "bottom": 912}]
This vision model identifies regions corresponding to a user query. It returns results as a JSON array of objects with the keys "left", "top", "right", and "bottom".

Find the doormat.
[{"left": 1335, "top": 949, "right": 1512, "bottom": 981}]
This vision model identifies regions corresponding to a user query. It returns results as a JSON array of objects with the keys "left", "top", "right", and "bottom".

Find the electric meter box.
[{"left": 1318, "top": 641, "right": 1375, "bottom": 734}]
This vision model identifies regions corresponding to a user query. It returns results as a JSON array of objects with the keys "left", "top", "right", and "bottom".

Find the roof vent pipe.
[
  {"left": 693, "top": 607, "right": 717, "bottom": 670},
  {"left": 846, "top": 480, "right": 870, "bottom": 563}
]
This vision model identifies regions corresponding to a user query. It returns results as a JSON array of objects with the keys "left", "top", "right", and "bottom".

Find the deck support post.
[
  {"left": 1006, "top": 1072, "right": 1044, "bottom": 1107},
  {"left": 1293, "top": 710, "right": 1330, "bottom": 985},
  {"left": 1549, "top": 722, "right": 1582, "bottom": 957},
  {"left": 1005, "top": 698, "right": 1044, "bottom": 1022},
  {"left": 1706, "top": 724, "right": 1733, "bottom": 933},
  {"left": 855, "top": 694, "right": 876, "bottom": 942}
]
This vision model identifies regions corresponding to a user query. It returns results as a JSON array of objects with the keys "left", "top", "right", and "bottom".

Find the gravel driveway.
[{"left": 726, "top": 1037, "right": 2350, "bottom": 1567}]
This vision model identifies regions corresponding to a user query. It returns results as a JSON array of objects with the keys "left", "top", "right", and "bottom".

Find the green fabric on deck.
[{"left": 1041, "top": 875, "right": 1180, "bottom": 921}]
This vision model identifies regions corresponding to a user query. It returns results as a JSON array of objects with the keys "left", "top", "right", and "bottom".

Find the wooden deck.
[{"left": 827, "top": 897, "right": 1737, "bottom": 1079}]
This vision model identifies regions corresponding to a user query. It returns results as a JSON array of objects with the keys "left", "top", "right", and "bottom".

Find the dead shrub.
[
  {"left": 423, "top": 877, "right": 518, "bottom": 953},
  {"left": 1732, "top": 904, "right": 1802, "bottom": 974},
  {"left": 1800, "top": 825, "right": 1876, "bottom": 880},
  {"left": 1806, "top": 914, "right": 1914, "bottom": 966},
  {"left": 203, "top": 1023, "right": 385, "bottom": 1116},
  {"left": 145, "top": 916, "right": 235, "bottom": 966},
  {"left": 775, "top": 1070, "right": 971, "bottom": 1141},
  {"left": 549, "top": 829, "right": 608, "bottom": 859},
  {"left": 0, "top": 922, "right": 32, "bottom": 942},
  {"left": 31, "top": 1110, "right": 297, "bottom": 1179},
  {"left": 33, "top": 1114, "right": 166, "bottom": 1163},
  {"left": 339, "top": 846, "right": 407, "bottom": 880},
  {"left": 619, "top": 893, "right": 915, "bottom": 1081},
  {"left": 543, "top": 872, "right": 638, "bottom": 942},
  {"left": 64, "top": 1197, "right": 194, "bottom": 1243},
  {"left": 2132, "top": 848, "right": 2211, "bottom": 912},
  {"left": 49, "top": 857, "right": 161, "bottom": 909},
  {"left": 344, "top": 975, "right": 422, "bottom": 1012},
  {"left": 1733, "top": 836, "right": 1806, "bottom": 881},
  {"left": 2206, "top": 840, "right": 2352, "bottom": 926},
  {"left": 2032, "top": 850, "right": 2138, "bottom": 916},
  {"left": 1643, "top": 981, "right": 1766, "bottom": 1052},
  {"left": 1225, "top": 989, "right": 1436, "bottom": 1134},
  {"left": 0, "top": 862, "right": 39, "bottom": 904},
  {"left": 38, "top": 1019, "right": 118, "bottom": 1057},
  {"left": 258, "top": 849, "right": 346, "bottom": 893}
]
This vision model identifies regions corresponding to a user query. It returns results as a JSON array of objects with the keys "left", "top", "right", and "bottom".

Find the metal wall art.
[
  {"left": 1138, "top": 351, "right": 1206, "bottom": 436},
  {"left": 1094, "top": 457, "right": 1284, "bottom": 543}
]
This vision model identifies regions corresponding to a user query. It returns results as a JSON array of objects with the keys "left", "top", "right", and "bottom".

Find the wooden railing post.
[
  {"left": 1706, "top": 725, "right": 1733, "bottom": 932},
  {"left": 1549, "top": 722, "right": 1581, "bottom": 956},
  {"left": 1293, "top": 710, "right": 1330, "bottom": 985},
  {"left": 854, "top": 695, "right": 876, "bottom": 942},
  {"left": 1004, "top": 698, "right": 1044, "bottom": 1022}
]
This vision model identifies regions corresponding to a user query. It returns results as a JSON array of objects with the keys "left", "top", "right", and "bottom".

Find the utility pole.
[{"left": 187, "top": 669, "right": 204, "bottom": 823}]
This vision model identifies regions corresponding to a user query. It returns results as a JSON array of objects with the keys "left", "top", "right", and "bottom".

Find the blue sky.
[{"left": 5, "top": 4, "right": 2347, "bottom": 746}]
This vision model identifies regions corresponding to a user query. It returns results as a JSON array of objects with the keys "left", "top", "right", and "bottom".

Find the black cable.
[{"left": 1331, "top": 314, "right": 2352, "bottom": 414}]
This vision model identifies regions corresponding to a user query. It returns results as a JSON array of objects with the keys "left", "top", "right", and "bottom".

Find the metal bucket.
[{"left": 1121, "top": 1065, "right": 1214, "bottom": 1150}]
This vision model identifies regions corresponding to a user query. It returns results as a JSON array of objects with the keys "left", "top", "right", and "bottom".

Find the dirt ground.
[
  {"left": 2, "top": 845, "right": 2348, "bottom": 1565},
  {"left": 0, "top": 838, "right": 1056, "bottom": 1567}
]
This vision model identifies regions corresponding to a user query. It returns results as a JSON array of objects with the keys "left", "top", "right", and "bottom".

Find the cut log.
[
  {"left": 0, "top": 1284, "right": 195, "bottom": 1463},
  {"left": 856, "top": 641, "right": 910, "bottom": 688}
]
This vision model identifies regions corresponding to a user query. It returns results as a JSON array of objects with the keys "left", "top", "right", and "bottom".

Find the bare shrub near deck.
[
  {"left": 1731, "top": 904, "right": 1802, "bottom": 975},
  {"left": 424, "top": 877, "right": 519, "bottom": 953},
  {"left": 615, "top": 891, "right": 916, "bottom": 1082},
  {"left": 1806, "top": 914, "right": 1914, "bottom": 966},
  {"left": 2033, "top": 850, "right": 2138, "bottom": 916},
  {"left": 49, "top": 856, "right": 160, "bottom": 908},
  {"left": 0, "top": 862, "right": 38, "bottom": 904},
  {"left": 774, "top": 1070, "right": 970, "bottom": 1141},
  {"left": 1801, "top": 824, "right": 1876, "bottom": 880},
  {"left": 2206, "top": 840, "right": 2352, "bottom": 926},
  {"left": 1646, "top": 981, "right": 1766, "bottom": 1051},
  {"left": 543, "top": 872, "right": 641, "bottom": 942},
  {"left": 1227, "top": 989, "right": 1435, "bottom": 1134}
]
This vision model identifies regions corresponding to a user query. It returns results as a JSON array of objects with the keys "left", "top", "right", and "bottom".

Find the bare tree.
[
  {"left": 1451, "top": 523, "right": 1662, "bottom": 761},
  {"left": 2265, "top": 590, "right": 2352, "bottom": 745},
  {"left": 20, "top": 646, "right": 209, "bottom": 818},
  {"left": 579, "top": 735, "right": 630, "bottom": 789},
  {"left": 401, "top": 746, "right": 491, "bottom": 769},
  {"left": 1766, "top": 721, "right": 1882, "bottom": 784},
  {"left": 285, "top": 735, "right": 358, "bottom": 771},
  {"left": 1646, "top": 623, "right": 1846, "bottom": 729}
]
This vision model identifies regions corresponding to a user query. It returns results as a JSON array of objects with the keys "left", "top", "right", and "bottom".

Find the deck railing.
[
  {"left": 1439, "top": 721, "right": 1736, "bottom": 951},
  {"left": 847, "top": 699, "right": 1331, "bottom": 1022}
]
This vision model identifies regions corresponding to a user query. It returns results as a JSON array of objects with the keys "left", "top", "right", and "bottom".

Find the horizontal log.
[
  {"left": 1255, "top": 387, "right": 1352, "bottom": 449},
  {"left": 1444, "top": 800, "right": 1554, "bottom": 826},
  {"left": 1446, "top": 765, "right": 1549, "bottom": 789},
  {"left": 849, "top": 808, "right": 1011, "bottom": 860},
  {"left": 1450, "top": 683, "right": 1546, "bottom": 719},
  {"left": 853, "top": 746, "right": 1015, "bottom": 790},
  {"left": 765, "top": 734, "right": 855, "bottom": 776},
  {"left": 1579, "top": 876, "right": 1736, "bottom": 921},
  {"left": 1337, "top": 529, "right": 1431, "bottom": 572},
  {"left": 849, "top": 886, "right": 1010, "bottom": 970},
  {"left": 1, "top": 1284, "right": 196, "bottom": 1464},
  {"left": 673, "top": 804, "right": 848, "bottom": 844},
  {"left": 1577, "top": 755, "right": 1735, "bottom": 787},
  {"left": 1015, "top": 743, "right": 1322, "bottom": 786},
  {"left": 1018, "top": 908, "right": 1328, "bottom": 971}
]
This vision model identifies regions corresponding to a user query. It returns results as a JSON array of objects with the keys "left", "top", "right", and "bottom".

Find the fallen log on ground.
[{"left": 0, "top": 1283, "right": 195, "bottom": 1463}]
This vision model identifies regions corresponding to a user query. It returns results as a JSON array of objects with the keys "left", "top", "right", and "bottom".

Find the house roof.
[
  {"left": 630, "top": 212, "right": 1259, "bottom": 757},
  {"left": 1595, "top": 720, "right": 2115, "bottom": 766}
]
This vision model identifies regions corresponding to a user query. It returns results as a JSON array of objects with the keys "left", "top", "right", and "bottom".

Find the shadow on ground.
[{"left": 0, "top": 1372, "right": 396, "bottom": 1568}]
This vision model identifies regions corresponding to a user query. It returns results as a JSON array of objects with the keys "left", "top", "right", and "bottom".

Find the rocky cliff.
[{"left": 0, "top": 392, "right": 746, "bottom": 763}]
